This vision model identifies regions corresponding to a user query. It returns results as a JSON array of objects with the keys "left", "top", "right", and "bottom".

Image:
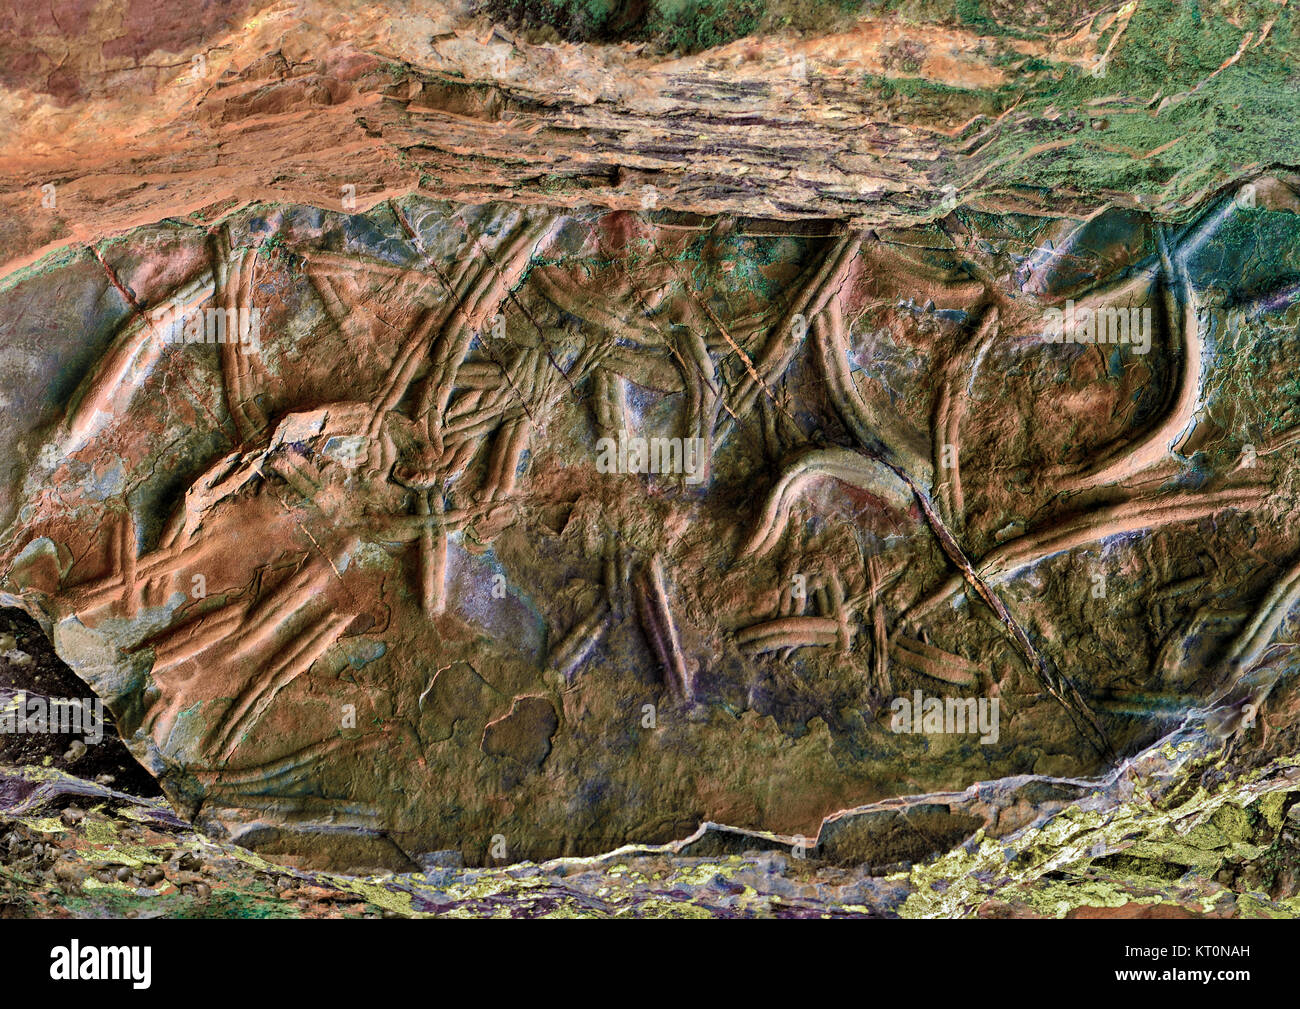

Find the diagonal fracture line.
[
  {"left": 91, "top": 244, "right": 156, "bottom": 329},
  {"left": 881, "top": 454, "right": 1115, "bottom": 761}
]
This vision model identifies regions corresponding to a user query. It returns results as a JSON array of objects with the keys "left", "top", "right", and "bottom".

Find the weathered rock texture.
[{"left": 2, "top": 0, "right": 1300, "bottom": 886}]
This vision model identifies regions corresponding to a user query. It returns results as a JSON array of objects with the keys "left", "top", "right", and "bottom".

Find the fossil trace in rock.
[{"left": 2, "top": 0, "right": 1300, "bottom": 876}]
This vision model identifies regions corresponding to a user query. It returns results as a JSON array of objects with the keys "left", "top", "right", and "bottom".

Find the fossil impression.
[{"left": 2, "top": 183, "right": 1297, "bottom": 870}]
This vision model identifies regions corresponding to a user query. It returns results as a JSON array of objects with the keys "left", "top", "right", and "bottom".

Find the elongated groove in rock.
[
  {"left": 884, "top": 454, "right": 1114, "bottom": 760},
  {"left": 739, "top": 447, "right": 913, "bottom": 558},
  {"left": 814, "top": 300, "right": 932, "bottom": 486}
]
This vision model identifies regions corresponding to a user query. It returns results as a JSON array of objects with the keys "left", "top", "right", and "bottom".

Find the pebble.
[{"left": 53, "top": 860, "right": 80, "bottom": 882}]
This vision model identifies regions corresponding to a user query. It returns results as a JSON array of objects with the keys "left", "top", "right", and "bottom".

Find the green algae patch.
[
  {"left": 900, "top": 757, "right": 1300, "bottom": 918},
  {"left": 965, "top": 0, "right": 1300, "bottom": 216},
  {"left": 20, "top": 816, "right": 67, "bottom": 835},
  {"left": 328, "top": 876, "right": 422, "bottom": 917},
  {"left": 1254, "top": 790, "right": 1289, "bottom": 830}
]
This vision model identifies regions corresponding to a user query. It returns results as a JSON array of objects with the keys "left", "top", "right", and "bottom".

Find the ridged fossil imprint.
[{"left": 3, "top": 180, "right": 1298, "bottom": 871}]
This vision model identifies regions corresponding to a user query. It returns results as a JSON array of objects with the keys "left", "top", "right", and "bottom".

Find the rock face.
[{"left": 2, "top": 0, "right": 1300, "bottom": 878}]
